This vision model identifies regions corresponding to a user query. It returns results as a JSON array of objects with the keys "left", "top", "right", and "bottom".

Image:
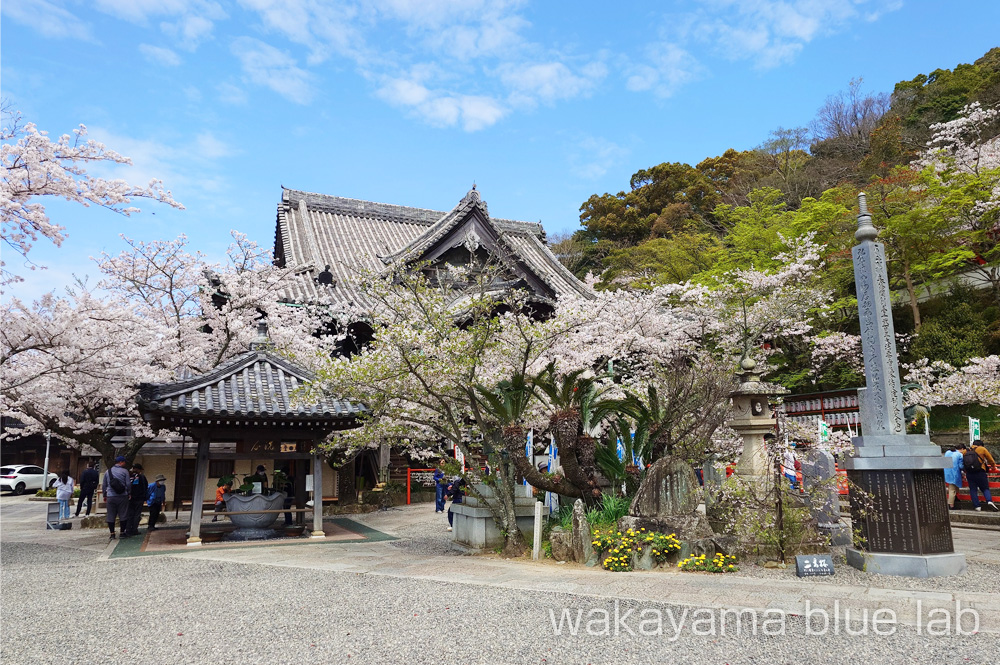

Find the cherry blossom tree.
[
  {"left": 1, "top": 108, "right": 183, "bottom": 285},
  {"left": 1, "top": 288, "right": 171, "bottom": 465},
  {"left": 917, "top": 102, "right": 1000, "bottom": 176},
  {"left": 904, "top": 355, "right": 1000, "bottom": 408},
  {"left": 666, "top": 233, "right": 830, "bottom": 370},
  {"left": 912, "top": 102, "right": 1000, "bottom": 303},
  {"left": 2, "top": 234, "right": 336, "bottom": 466}
]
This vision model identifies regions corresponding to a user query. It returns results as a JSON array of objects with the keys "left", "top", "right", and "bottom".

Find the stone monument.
[
  {"left": 844, "top": 193, "right": 966, "bottom": 577},
  {"left": 798, "top": 446, "right": 851, "bottom": 546},
  {"left": 619, "top": 457, "right": 714, "bottom": 545}
]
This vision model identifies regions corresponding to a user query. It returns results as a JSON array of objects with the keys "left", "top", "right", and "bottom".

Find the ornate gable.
[{"left": 273, "top": 186, "right": 594, "bottom": 308}]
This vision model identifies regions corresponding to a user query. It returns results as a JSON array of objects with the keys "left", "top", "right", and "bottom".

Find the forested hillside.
[{"left": 555, "top": 48, "right": 1000, "bottom": 393}]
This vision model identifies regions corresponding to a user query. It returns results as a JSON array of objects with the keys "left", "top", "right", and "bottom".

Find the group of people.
[
  {"left": 49, "top": 456, "right": 167, "bottom": 539},
  {"left": 102, "top": 456, "right": 167, "bottom": 539},
  {"left": 433, "top": 460, "right": 466, "bottom": 532},
  {"left": 944, "top": 440, "right": 998, "bottom": 512}
]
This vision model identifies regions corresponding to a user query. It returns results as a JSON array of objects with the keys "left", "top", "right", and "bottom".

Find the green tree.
[{"left": 599, "top": 231, "right": 722, "bottom": 289}]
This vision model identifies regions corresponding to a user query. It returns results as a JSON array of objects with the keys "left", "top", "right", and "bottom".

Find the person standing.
[
  {"left": 971, "top": 440, "right": 997, "bottom": 471},
  {"left": 53, "top": 470, "right": 74, "bottom": 520},
  {"left": 433, "top": 461, "right": 447, "bottom": 513},
  {"left": 124, "top": 463, "right": 149, "bottom": 537},
  {"left": 103, "top": 456, "right": 131, "bottom": 540},
  {"left": 943, "top": 447, "right": 964, "bottom": 510},
  {"left": 147, "top": 474, "right": 167, "bottom": 532},
  {"left": 446, "top": 476, "right": 466, "bottom": 532},
  {"left": 249, "top": 465, "right": 270, "bottom": 492},
  {"left": 76, "top": 462, "right": 99, "bottom": 517},
  {"left": 781, "top": 446, "right": 798, "bottom": 490},
  {"left": 963, "top": 441, "right": 998, "bottom": 512}
]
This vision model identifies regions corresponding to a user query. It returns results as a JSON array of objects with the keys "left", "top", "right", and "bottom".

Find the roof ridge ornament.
[
  {"left": 855, "top": 192, "right": 878, "bottom": 243},
  {"left": 250, "top": 321, "right": 272, "bottom": 351},
  {"left": 463, "top": 183, "right": 480, "bottom": 205}
]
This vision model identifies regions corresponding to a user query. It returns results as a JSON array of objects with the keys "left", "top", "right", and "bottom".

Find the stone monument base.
[
  {"left": 846, "top": 548, "right": 967, "bottom": 578},
  {"left": 451, "top": 486, "right": 545, "bottom": 550},
  {"left": 818, "top": 522, "right": 852, "bottom": 547}
]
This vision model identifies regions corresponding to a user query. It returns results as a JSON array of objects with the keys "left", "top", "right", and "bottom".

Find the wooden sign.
[{"left": 795, "top": 554, "right": 835, "bottom": 577}]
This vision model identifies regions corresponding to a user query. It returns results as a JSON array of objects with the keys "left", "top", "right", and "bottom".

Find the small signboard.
[
  {"left": 818, "top": 420, "right": 831, "bottom": 444},
  {"left": 795, "top": 554, "right": 835, "bottom": 577},
  {"left": 46, "top": 502, "right": 61, "bottom": 529}
]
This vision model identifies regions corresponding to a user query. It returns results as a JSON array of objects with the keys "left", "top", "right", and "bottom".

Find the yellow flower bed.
[
  {"left": 677, "top": 553, "right": 739, "bottom": 573},
  {"left": 591, "top": 527, "right": 683, "bottom": 572}
]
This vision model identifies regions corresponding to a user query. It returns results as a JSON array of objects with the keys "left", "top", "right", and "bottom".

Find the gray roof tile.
[
  {"left": 139, "top": 349, "right": 363, "bottom": 420},
  {"left": 274, "top": 187, "right": 594, "bottom": 307}
]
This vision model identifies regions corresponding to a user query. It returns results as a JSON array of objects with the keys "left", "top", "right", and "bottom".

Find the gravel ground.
[
  {"left": 1, "top": 541, "right": 994, "bottom": 665},
  {"left": 733, "top": 547, "right": 1000, "bottom": 594}
]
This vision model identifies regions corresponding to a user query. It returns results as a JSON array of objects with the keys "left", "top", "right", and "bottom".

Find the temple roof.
[
  {"left": 274, "top": 186, "right": 594, "bottom": 308},
  {"left": 138, "top": 349, "right": 363, "bottom": 422}
]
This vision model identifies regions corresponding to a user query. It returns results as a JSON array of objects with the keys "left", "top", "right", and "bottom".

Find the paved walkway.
[{"left": 5, "top": 495, "right": 999, "bottom": 635}]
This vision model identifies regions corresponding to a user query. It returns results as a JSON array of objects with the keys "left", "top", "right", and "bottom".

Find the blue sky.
[{"left": 3, "top": 0, "right": 999, "bottom": 300}]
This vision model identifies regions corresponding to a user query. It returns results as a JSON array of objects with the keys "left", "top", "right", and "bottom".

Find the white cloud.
[
  {"left": 568, "top": 136, "right": 628, "bottom": 180},
  {"left": 161, "top": 13, "right": 219, "bottom": 50},
  {"left": 216, "top": 82, "right": 248, "bottom": 105},
  {"left": 377, "top": 76, "right": 506, "bottom": 131},
  {"left": 1, "top": 0, "right": 95, "bottom": 41},
  {"left": 625, "top": 43, "right": 703, "bottom": 98},
  {"left": 84, "top": 125, "right": 234, "bottom": 206},
  {"left": 93, "top": 0, "right": 213, "bottom": 24},
  {"left": 93, "top": 0, "right": 225, "bottom": 50},
  {"left": 693, "top": 0, "right": 902, "bottom": 69},
  {"left": 231, "top": 37, "right": 314, "bottom": 105},
  {"left": 194, "top": 132, "right": 234, "bottom": 159},
  {"left": 139, "top": 44, "right": 182, "bottom": 67},
  {"left": 238, "top": 0, "right": 364, "bottom": 65},
  {"left": 500, "top": 61, "right": 606, "bottom": 107}
]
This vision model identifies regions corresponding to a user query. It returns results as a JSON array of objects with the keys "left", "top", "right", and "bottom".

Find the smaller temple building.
[{"left": 138, "top": 338, "right": 362, "bottom": 544}]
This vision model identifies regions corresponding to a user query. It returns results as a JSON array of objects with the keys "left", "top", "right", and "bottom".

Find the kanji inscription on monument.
[{"left": 844, "top": 193, "right": 962, "bottom": 576}]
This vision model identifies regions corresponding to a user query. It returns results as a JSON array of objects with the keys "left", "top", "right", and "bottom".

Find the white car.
[{"left": 0, "top": 465, "right": 59, "bottom": 495}]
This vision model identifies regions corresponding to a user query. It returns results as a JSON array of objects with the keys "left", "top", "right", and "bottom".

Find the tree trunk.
[
  {"left": 493, "top": 456, "right": 526, "bottom": 557},
  {"left": 509, "top": 451, "right": 582, "bottom": 497},
  {"left": 903, "top": 259, "right": 922, "bottom": 331}
]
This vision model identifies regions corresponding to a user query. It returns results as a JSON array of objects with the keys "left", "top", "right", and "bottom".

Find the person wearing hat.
[
  {"left": 146, "top": 474, "right": 168, "bottom": 532},
  {"left": 102, "top": 456, "right": 131, "bottom": 540}
]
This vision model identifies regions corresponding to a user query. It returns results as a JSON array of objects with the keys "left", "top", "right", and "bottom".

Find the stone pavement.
[{"left": 4, "top": 495, "right": 1000, "bottom": 634}]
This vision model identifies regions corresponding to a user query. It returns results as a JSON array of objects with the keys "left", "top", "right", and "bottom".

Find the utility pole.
[{"left": 41, "top": 430, "right": 52, "bottom": 491}]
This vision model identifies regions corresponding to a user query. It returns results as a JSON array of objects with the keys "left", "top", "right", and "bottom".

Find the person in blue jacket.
[
  {"left": 147, "top": 474, "right": 167, "bottom": 531},
  {"left": 944, "top": 446, "right": 964, "bottom": 510},
  {"left": 433, "top": 460, "right": 447, "bottom": 513}
]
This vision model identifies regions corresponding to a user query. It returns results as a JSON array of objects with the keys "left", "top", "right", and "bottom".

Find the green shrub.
[
  {"left": 35, "top": 488, "right": 81, "bottom": 498},
  {"left": 554, "top": 504, "right": 574, "bottom": 530},
  {"left": 586, "top": 493, "right": 631, "bottom": 531}
]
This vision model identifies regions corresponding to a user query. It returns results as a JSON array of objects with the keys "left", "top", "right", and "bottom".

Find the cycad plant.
[
  {"left": 595, "top": 414, "right": 652, "bottom": 498},
  {"left": 533, "top": 362, "right": 619, "bottom": 506}
]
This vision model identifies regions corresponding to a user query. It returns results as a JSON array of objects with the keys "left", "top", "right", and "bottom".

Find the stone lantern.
[{"left": 728, "top": 358, "right": 788, "bottom": 477}]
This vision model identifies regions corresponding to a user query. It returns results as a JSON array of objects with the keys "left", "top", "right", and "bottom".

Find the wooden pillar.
[
  {"left": 187, "top": 436, "right": 211, "bottom": 546},
  {"left": 311, "top": 452, "right": 325, "bottom": 538},
  {"left": 294, "top": 462, "right": 307, "bottom": 526}
]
